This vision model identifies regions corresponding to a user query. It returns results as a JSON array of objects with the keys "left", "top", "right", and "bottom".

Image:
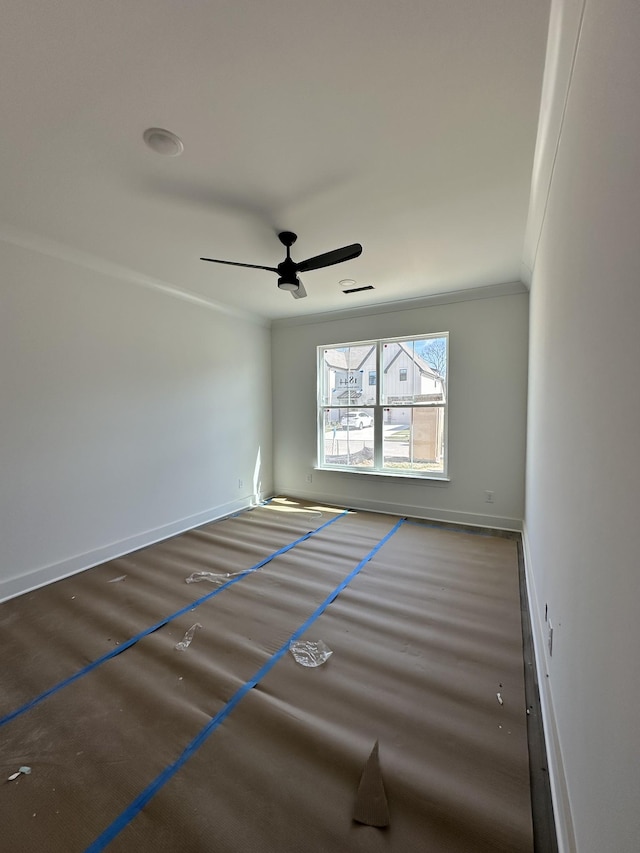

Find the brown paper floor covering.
[{"left": 0, "top": 497, "right": 533, "bottom": 852}]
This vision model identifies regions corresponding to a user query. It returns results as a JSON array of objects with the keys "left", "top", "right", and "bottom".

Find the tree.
[{"left": 419, "top": 337, "right": 447, "bottom": 378}]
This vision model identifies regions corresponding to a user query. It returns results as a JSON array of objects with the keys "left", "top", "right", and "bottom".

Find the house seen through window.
[{"left": 318, "top": 334, "right": 448, "bottom": 478}]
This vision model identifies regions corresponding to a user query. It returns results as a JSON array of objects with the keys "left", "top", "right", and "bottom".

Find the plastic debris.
[
  {"left": 497, "top": 692, "right": 504, "bottom": 705},
  {"left": 353, "top": 741, "right": 389, "bottom": 827},
  {"left": 185, "top": 571, "right": 244, "bottom": 585},
  {"left": 108, "top": 575, "right": 126, "bottom": 583},
  {"left": 289, "top": 639, "right": 333, "bottom": 667},
  {"left": 174, "top": 623, "right": 203, "bottom": 651},
  {"left": 7, "top": 766, "right": 31, "bottom": 782}
]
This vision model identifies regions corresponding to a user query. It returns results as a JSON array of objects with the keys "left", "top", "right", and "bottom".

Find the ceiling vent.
[{"left": 342, "top": 284, "right": 374, "bottom": 294}]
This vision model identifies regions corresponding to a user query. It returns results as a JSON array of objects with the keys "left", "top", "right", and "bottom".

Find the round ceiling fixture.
[
  {"left": 339, "top": 278, "right": 356, "bottom": 290},
  {"left": 143, "top": 127, "right": 184, "bottom": 157}
]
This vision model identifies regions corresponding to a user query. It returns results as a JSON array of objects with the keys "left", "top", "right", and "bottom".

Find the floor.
[{"left": 0, "top": 498, "right": 536, "bottom": 852}]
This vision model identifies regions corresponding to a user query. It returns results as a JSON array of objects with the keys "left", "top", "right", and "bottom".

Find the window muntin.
[{"left": 318, "top": 334, "right": 448, "bottom": 478}]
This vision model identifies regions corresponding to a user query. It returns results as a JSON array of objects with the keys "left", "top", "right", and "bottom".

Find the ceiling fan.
[{"left": 200, "top": 231, "right": 362, "bottom": 299}]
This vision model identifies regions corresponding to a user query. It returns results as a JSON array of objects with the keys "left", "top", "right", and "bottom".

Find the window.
[{"left": 318, "top": 334, "right": 448, "bottom": 478}]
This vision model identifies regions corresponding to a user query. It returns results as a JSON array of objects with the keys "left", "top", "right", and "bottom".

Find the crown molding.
[
  {"left": 271, "top": 280, "right": 528, "bottom": 328},
  {"left": 0, "top": 221, "right": 269, "bottom": 327}
]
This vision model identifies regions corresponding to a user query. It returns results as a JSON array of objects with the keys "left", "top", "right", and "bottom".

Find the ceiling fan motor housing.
[{"left": 277, "top": 234, "right": 300, "bottom": 288}]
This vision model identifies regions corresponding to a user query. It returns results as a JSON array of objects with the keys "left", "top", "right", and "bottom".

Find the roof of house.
[
  {"left": 322, "top": 345, "right": 375, "bottom": 371},
  {"left": 383, "top": 342, "right": 440, "bottom": 379}
]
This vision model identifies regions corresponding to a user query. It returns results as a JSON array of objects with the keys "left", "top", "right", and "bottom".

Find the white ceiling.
[{"left": 0, "top": 0, "right": 550, "bottom": 321}]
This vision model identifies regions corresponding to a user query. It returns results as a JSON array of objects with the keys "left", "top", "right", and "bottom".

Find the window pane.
[
  {"left": 322, "top": 409, "right": 374, "bottom": 468},
  {"left": 320, "top": 344, "right": 376, "bottom": 407},
  {"left": 318, "top": 334, "right": 448, "bottom": 479},
  {"left": 381, "top": 336, "right": 447, "bottom": 406},
  {"left": 383, "top": 407, "right": 445, "bottom": 474}
]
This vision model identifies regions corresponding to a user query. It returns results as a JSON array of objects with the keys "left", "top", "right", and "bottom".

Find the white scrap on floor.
[{"left": 7, "top": 766, "right": 31, "bottom": 782}]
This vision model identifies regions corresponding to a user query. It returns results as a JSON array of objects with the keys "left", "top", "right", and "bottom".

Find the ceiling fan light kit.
[{"left": 200, "top": 231, "right": 362, "bottom": 300}]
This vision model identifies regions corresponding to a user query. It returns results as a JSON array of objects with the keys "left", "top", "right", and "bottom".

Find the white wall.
[
  {"left": 524, "top": 1, "right": 640, "bottom": 851},
  {"left": 0, "top": 239, "right": 272, "bottom": 600},
  {"left": 272, "top": 286, "right": 528, "bottom": 529}
]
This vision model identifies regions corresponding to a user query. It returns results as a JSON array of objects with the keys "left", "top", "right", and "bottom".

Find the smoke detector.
[{"left": 143, "top": 127, "right": 184, "bottom": 156}]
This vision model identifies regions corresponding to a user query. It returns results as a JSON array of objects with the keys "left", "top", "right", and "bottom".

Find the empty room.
[{"left": 1, "top": 1, "right": 638, "bottom": 852}]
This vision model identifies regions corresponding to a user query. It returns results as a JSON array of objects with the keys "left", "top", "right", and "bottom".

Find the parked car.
[{"left": 340, "top": 410, "right": 374, "bottom": 430}]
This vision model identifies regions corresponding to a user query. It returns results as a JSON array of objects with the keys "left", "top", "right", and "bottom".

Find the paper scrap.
[{"left": 353, "top": 741, "right": 389, "bottom": 827}]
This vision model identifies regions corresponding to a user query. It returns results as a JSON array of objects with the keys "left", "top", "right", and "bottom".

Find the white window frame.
[{"left": 317, "top": 333, "right": 449, "bottom": 480}]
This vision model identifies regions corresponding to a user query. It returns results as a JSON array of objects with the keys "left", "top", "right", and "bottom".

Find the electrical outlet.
[
  {"left": 548, "top": 621, "right": 554, "bottom": 657},
  {"left": 484, "top": 490, "right": 495, "bottom": 503},
  {"left": 305, "top": 473, "right": 313, "bottom": 484},
  {"left": 238, "top": 479, "right": 243, "bottom": 490}
]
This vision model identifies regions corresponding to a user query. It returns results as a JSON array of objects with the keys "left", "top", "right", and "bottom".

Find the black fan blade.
[
  {"left": 291, "top": 280, "right": 307, "bottom": 299},
  {"left": 296, "top": 243, "right": 362, "bottom": 273},
  {"left": 200, "top": 257, "right": 278, "bottom": 273}
]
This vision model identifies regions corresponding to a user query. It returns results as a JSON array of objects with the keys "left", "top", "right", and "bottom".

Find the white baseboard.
[
  {"left": 0, "top": 494, "right": 262, "bottom": 604},
  {"left": 276, "top": 487, "right": 522, "bottom": 531},
  {"left": 521, "top": 522, "right": 577, "bottom": 853}
]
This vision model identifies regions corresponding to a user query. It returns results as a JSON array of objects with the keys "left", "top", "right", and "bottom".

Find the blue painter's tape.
[
  {"left": 84, "top": 517, "right": 406, "bottom": 853},
  {"left": 0, "top": 509, "right": 348, "bottom": 730}
]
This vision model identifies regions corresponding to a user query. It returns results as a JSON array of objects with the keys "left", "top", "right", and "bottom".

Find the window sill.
[{"left": 315, "top": 465, "right": 450, "bottom": 483}]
